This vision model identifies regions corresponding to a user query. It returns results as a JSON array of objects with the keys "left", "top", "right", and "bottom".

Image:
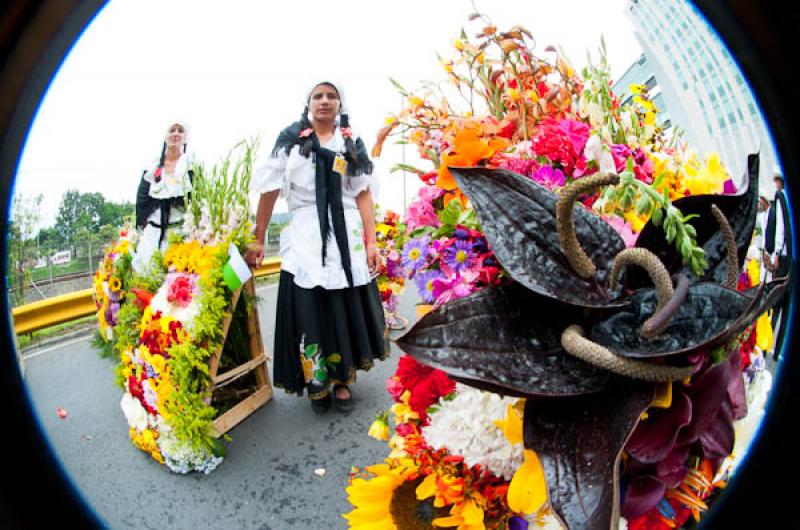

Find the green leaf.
[
  {"left": 304, "top": 343, "right": 319, "bottom": 358},
  {"left": 314, "top": 368, "right": 328, "bottom": 381},
  {"left": 354, "top": 243, "right": 364, "bottom": 251},
  {"left": 327, "top": 353, "right": 342, "bottom": 364},
  {"left": 650, "top": 207, "right": 663, "bottom": 226}
]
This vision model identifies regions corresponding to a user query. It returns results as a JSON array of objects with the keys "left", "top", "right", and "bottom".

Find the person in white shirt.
[
  {"left": 132, "top": 121, "right": 193, "bottom": 274},
  {"left": 246, "top": 81, "right": 387, "bottom": 413}
]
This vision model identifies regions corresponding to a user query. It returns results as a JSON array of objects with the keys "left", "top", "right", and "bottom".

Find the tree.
[
  {"left": 53, "top": 190, "right": 133, "bottom": 245},
  {"left": 54, "top": 190, "right": 104, "bottom": 243},
  {"left": 7, "top": 193, "right": 42, "bottom": 307}
]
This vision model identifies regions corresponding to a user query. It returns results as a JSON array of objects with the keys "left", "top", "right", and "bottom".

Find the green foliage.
[
  {"left": 90, "top": 329, "right": 115, "bottom": 359},
  {"left": 112, "top": 294, "right": 144, "bottom": 360},
  {"left": 432, "top": 199, "right": 481, "bottom": 239},
  {"left": 187, "top": 138, "right": 259, "bottom": 248},
  {"left": 6, "top": 193, "right": 42, "bottom": 307},
  {"left": 600, "top": 164, "right": 708, "bottom": 276}
]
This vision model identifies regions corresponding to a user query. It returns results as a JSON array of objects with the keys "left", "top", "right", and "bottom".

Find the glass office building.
[{"left": 617, "top": 0, "right": 780, "bottom": 194}]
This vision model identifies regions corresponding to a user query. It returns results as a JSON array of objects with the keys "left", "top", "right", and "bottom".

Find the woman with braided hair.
[
  {"left": 132, "top": 120, "right": 194, "bottom": 273},
  {"left": 247, "top": 81, "right": 388, "bottom": 413}
]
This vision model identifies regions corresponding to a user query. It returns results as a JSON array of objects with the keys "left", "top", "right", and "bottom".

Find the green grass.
[{"left": 28, "top": 259, "right": 96, "bottom": 282}]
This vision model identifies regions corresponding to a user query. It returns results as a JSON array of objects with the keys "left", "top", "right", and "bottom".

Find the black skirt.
[{"left": 273, "top": 271, "right": 390, "bottom": 399}]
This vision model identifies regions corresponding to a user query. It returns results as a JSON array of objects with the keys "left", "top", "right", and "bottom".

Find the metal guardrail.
[{"left": 11, "top": 256, "right": 282, "bottom": 335}]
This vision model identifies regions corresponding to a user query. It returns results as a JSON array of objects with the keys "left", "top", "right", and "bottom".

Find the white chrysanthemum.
[
  {"left": 157, "top": 428, "right": 223, "bottom": 475},
  {"left": 422, "top": 383, "right": 523, "bottom": 480},
  {"left": 120, "top": 392, "right": 148, "bottom": 432}
]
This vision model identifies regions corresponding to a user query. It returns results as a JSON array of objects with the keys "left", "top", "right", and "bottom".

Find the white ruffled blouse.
[{"left": 251, "top": 128, "right": 375, "bottom": 289}]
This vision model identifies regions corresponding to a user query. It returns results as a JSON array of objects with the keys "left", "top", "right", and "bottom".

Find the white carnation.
[
  {"left": 120, "top": 392, "right": 148, "bottom": 432},
  {"left": 422, "top": 384, "right": 524, "bottom": 480}
]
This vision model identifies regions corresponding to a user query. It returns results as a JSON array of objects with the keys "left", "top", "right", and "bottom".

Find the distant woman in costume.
[
  {"left": 246, "top": 80, "right": 387, "bottom": 413},
  {"left": 132, "top": 120, "right": 193, "bottom": 273}
]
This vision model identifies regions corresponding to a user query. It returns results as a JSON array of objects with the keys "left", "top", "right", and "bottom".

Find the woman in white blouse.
[
  {"left": 132, "top": 120, "right": 193, "bottom": 273},
  {"left": 247, "top": 81, "right": 388, "bottom": 413}
]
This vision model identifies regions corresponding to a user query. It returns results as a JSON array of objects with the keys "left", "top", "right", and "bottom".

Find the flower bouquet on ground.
[
  {"left": 351, "top": 13, "right": 786, "bottom": 529},
  {"left": 375, "top": 207, "right": 409, "bottom": 330},
  {"left": 92, "top": 139, "right": 263, "bottom": 474}
]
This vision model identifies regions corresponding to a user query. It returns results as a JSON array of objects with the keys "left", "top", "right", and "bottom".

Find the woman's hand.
[
  {"left": 245, "top": 242, "right": 265, "bottom": 267},
  {"left": 366, "top": 243, "right": 381, "bottom": 276}
]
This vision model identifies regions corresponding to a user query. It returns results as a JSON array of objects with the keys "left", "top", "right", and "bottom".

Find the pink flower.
[
  {"left": 558, "top": 118, "right": 591, "bottom": 154},
  {"left": 340, "top": 127, "right": 353, "bottom": 139},
  {"left": 299, "top": 128, "right": 313, "bottom": 138},
  {"left": 432, "top": 270, "right": 479, "bottom": 306},
  {"left": 405, "top": 199, "right": 440, "bottom": 233},
  {"left": 602, "top": 215, "right": 638, "bottom": 247},
  {"left": 531, "top": 165, "right": 566, "bottom": 189}
]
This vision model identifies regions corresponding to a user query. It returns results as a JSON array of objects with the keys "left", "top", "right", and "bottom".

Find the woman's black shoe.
[
  {"left": 333, "top": 385, "right": 354, "bottom": 413},
  {"left": 311, "top": 393, "right": 331, "bottom": 414}
]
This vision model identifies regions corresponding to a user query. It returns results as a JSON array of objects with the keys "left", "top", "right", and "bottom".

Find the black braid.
[
  {"left": 155, "top": 141, "right": 166, "bottom": 182},
  {"left": 300, "top": 107, "right": 313, "bottom": 158},
  {"left": 340, "top": 113, "right": 360, "bottom": 170}
]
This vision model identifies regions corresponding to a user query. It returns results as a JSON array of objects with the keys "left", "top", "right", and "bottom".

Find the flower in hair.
[
  {"left": 299, "top": 128, "right": 313, "bottom": 138},
  {"left": 341, "top": 127, "right": 353, "bottom": 139}
]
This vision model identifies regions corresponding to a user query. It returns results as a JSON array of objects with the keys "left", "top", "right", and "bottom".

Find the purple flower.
[
  {"left": 444, "top": 240, "right": 474, "bottom": 273},
  {"left": 415, "top": 270, "right": 443, "bottom": 303},
  {"left": 723, "top": 179, "right": 737, "bottom": 194},
  {"left": 531, "top": 165, "right": 565, "bottom": 189},
  {"left": 508, "top": 516, "right": 529, "bottom": 530},
  {"left": 454, "top": 226, "right": 471, "bottom": 239},
  {"left": 401, "top": 237, "right": 430, "bottom": 272}
]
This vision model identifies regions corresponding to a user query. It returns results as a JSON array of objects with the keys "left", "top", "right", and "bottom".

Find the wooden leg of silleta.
[{"left": 210, "top": 276, "right": 273, "bottom": 437}]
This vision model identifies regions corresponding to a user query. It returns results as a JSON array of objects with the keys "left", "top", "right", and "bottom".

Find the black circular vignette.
[{"left": 0, "top": 1, "right": 797, "bottom": 528}]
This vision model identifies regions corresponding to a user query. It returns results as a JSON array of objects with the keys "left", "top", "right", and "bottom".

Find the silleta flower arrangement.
[
  {"left": 93, "top": 227, "right": 134, "bottom": 348},
  {"left": 92, "top": 139, "right": 259, "bottom": 474},
  {"left": 375, "top": 208, "right": 409, "bottom": 329},
  {"left": 355, "top": 14, "right": 785, "bottom": 530}
]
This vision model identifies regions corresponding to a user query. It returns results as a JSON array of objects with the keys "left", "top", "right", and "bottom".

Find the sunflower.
[{"left": 344, "top": 461, "right": 455, "bottom": 529}]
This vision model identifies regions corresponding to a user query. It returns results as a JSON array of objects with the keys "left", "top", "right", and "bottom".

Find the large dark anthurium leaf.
[
  {"left": 395, "top": 282, "right": 620, "bottom": 397},
  {"left": 591, "top": 277, "right": 788, "bottom": 358},
  {"left": 523, "top": 383, "right": 653, "bottom": 530},
  {"left": 590, "top": 282, "right": 760, "bottom": 358},
  {"left": 450, "top": 166, "right": 627, "bottom": 308},
  {"left": 632, "top": 153, "right": 759, "bottom": 288}
]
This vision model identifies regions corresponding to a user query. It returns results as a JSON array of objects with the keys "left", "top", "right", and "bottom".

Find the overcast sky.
[{"left": 13, "top": 0, "right": 644, "bottom": 229}]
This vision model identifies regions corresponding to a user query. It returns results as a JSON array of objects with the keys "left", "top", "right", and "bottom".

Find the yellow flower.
[
  {"left": 682, "top": 152, "right": 728, "bottom": 196},
  {"left": 368, "top": 419, "right": 390, "bottom": 442},
  {"left": 368, "top": 411, "right": 390, "bottom": 441},
  {"left": 391, "top": 391, "right": 420, "bottom": 423},
  {"left": 408, "top": 96, "right": 424, "bottom": 108},
  {"left": 756, "top": 310, "right": 774, "bottom": 352},
  {"left": 432, "top": 496, "right": 485, "bottom": 529},
  {"left": 624, "top": 209, "right": 648, "bottom": 233},
  {"left": 454, "top": 39, "right": 465, "bottom": 51},
  {"left": 507, "top": 449, "right": 547, "bottom": 514},
  {"left": 130, "top": 428, "right": 164, "bottom": 465},
  {"left": 109, "top": 276, "right": 122, "bottom": 292},
  {"left": 343, "top": 460, "right": 420, "bottom": 529},
  {"left": 493, "top": 401, "right": 524, "bottom": 445},
  {"left": 384, "top": 115, "right": 397, "bottom": 126}
]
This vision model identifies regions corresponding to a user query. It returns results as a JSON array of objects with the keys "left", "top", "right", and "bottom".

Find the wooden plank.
[
  {"left": 212, "top": 354, "right": 268, "bottom": 386},
  {"left": 244, "top": 277, "right": 270, "bottom": 388},
  {"left": 211, "top": 385, "right": 273, "bottom": 436},
  {"left": 208, "top": 286, "right": 242, "bottom": 379}
]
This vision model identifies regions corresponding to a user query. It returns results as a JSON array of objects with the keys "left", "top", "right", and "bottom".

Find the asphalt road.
[{"left": 22, "top": 282, "right": 419, "bottom": 530}]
